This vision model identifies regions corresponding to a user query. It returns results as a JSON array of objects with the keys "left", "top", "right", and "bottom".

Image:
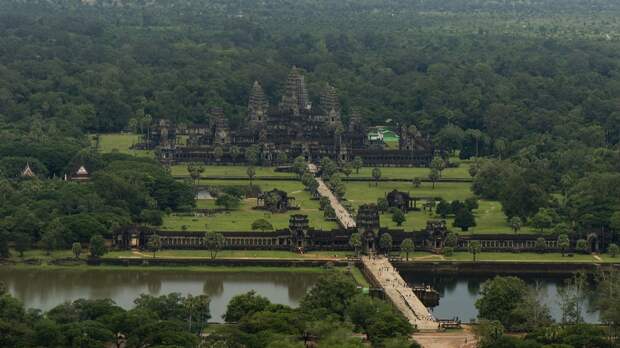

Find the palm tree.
[
  {"left": 246, "top": 166, "right": 256, "bottom": 188},
  {"left": 349, "top": 233, "right": 362, "bottom": 257},
  {"left": 400, "top": 238, "right": 415, "bottom": 261},
  {"left": 468, "top": 241, "right": 481, "bottom": 261}
]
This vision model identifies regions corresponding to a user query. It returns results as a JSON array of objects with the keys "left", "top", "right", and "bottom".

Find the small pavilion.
[
  {"left": 21, "top": 163, "right": 35, "bottom": 178},
  {"left": 71, "top": 166, "right": 90, "bottom": 182}
]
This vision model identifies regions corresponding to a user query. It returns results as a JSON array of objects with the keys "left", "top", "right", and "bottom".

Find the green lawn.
[
  {"left": 442, "top": 252, "right": 609, "bottom": 263},
  {"left": 10, "top": 248, "right": 620, "bottom": 266},
  {"left": 164, "top": 179, "right": 338, "bottom": 231},
  {"left": 345, "top": 181, "right": 532, "bottom": 233},
  {"left": 196, "top": 179, "right": 303, "bottom": 192},
  {"left": 7, "top": 249, "right": 75, "bottom": 261},
  {"left": 172, "top": 164, "right": 470, "bottom": 180},
  {"left": 345, "top": 181, "right": 473, "bottom": 204},
  {"left": 171, "top": 165, "right": 295, "bottom": 178},
  {"left": 348, "top": 164, "right": 471, "bottom": 180},
  {"left": 193, "top": 179, "right": 523, "bottom": 234},
  {"left": 93, "top": 133, "right": 154, "bottom": 157},
  {"left": 108, "top": 250, "right": 353, "bottom": 259}
]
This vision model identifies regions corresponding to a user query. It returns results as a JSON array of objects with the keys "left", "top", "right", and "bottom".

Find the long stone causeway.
[
  {"left": 307, "top": 163, "right": 438, "bottom": 331},
  {"left": 361, "top": 256, "right": 439, "bottom": 331},
  {"left": 307, "top": 163, "right": 357, "bottom": 228}
]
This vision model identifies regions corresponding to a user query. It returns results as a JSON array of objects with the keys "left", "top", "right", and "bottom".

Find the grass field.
[
  {"left": 93, "top": 133, "right": 154, "bottom": 157},
  {"left": 172, "top": 164, "right": 471, "bottom": 180},
  {"left": 348, "top": 164, "right": 471, "bottom": 180},
  {"left": 163, "top": 179, "right": 338, "bottom": 231},
  {"left": 184, "top": 178, "right": 525, "bottom": 233},
  {"left": 171, "top": 165, "right": 295, "bottom": 178},
  {"left": 9, "top": 249, "right": 619, "bottom": 265},
  {"left": 346, "top": 181, "right": 473, "bottom": 203},
  {"left": 415, "top": 252, "right": 614, "bottom": 263},
  {"left": 345, "top": 181, "right": 532, "bottom": 233},
  {"left": 108, "top": 249, "right": 353, "bottom": 259}
]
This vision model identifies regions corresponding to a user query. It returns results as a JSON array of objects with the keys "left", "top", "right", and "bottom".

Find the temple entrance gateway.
[{"left": 588, "top": 233, "right": 599, "bottom": 253}]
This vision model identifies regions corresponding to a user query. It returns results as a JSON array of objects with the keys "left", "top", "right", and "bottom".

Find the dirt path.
[
  {"left": 415, "top": 254, "right": 445, "bottom": 261},
  {"left": 413, "top": 330, "right": 477, "bottom": 348}
]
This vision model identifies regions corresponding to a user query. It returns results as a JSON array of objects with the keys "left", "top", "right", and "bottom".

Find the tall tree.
[
  {"left": 379, "top": 233, "right": 393, "bottom": 255},
  {"left": 400, "top": 238, "right": 415, "bottom": 261},
  {"left": 89, "top": 234, "right": 107, "bottom": 258},
  {"left": 204, "top": 231, "right": 225, "bottom": 259},
  {"left": 212, "top": 146, "right": 224, "bottom": 162},
  {"left": 352, "top": 156, "right": 363, "bottom": 174},
  {"left": 246, "top": 166, "right": 256, "bottom": 188},
  {"left": 392, "top": 209, "right": 406, "bottom": 226},
  {"left": 454, "top": 208, "right": 476, "bottom": 231},
  {"left": 14, "top": 233, "right": 31, "bottom": 258},
  {"left": 148, "top": 234, "right": 162, "bottom": 258},
  {"left": 430, "top": 157, "right": 446, "bottom": 178},
  {"left": 558, "top": 234, "right": 570, "bottom": 257},
  {"left": 349, "top": 233, "right": 362, "bottom": 257},
  {"left": 468, "top": 241, "right": 481, "bottom": 261},
  {"left": 510, "top": 216, "right": 522, "bottom": 233},
  {"left": 475, "top": 276, "right": 530, "bottom": 330},
  {"left": 371, "top": 167, "right": 381, "bottom": 186},
  {"left": 72, "top": 242, "right": 82, "bottom": 259},
  {"left": 245, "top": 145, "right": 260, "bottom": 165},
  {"left": 293, "top": 156, "right": 307, "bottom": 177},
  {"left": 428, "top": 168, "right": 440, "bottom": 189}
]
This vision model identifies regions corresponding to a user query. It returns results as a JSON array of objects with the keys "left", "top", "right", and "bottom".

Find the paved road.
[
  {"left": 307, "top": 164, "right": 356, "bottom": 228},
  {"left": 362, "top": 256, "right": 438, "bottom": 331}
]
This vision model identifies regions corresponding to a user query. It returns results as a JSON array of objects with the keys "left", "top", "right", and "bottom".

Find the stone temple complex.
[{"left": 152, "top": 67, "right": 435, "bottom": 166}]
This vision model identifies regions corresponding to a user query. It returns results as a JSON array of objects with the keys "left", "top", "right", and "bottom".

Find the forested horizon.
[{"left": 1, "top": 0, "right": 619, "bottom": 140}]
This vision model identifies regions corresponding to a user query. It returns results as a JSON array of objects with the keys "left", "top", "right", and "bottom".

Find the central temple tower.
[{"left": 280, "top": 66, "right": 311, "bottom": 114}]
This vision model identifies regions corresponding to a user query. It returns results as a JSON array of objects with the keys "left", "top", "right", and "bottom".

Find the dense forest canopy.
[
  {"left": 0, "top": 0, "right": 619, "bottom": 246},
  {"left": 0, "top": 0, "right": 619, "bottom": 133}
]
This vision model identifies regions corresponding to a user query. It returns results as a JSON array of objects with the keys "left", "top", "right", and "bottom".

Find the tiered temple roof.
[
  {"left": 248, "top": 81, "right": 269, "bottom": 113},
  {"left": 21, "top": 163, "right": 35, "bottom": 178},
  {"left": 281, "top": 66, "right": 310, "bottom": 113},
  {"left": 320, "top": 83, "right": 340, "bottom": 113}
]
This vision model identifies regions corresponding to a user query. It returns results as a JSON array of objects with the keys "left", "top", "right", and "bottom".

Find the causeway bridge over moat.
[{"left": 361, "top": 256, "right": 439, "bottom": 331}]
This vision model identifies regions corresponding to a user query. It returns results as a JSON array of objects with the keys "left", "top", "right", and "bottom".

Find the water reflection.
[
  {"left": 0, "top": 268, "right": 321, "bottom": 322},
  {"left": 401, "top": 272, "right": 601, "bottom": 323}
]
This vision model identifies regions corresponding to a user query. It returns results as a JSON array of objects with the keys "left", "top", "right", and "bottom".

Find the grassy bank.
[
  {"left": 164, "top": 179, "right": 338, "bottom": 231},
  {"left": 171, "top": 165, "right": 295, "bottom": 178},
  {"left": 401, "top": 251, "right": 618, "bottom": 263},
  {"left": 2, "top": 263, "right": 333, "bottom": 274},
  {"left": 345, "top": 181, "right": 531, "bottom": 234},
  {"left": 9, "top": 248, "right": 617, "bottom": 264},
  {"left": 108, "top": 250, "right": 353, "bottom": 259},
  {"left": 347, "top": 165, "right": 471, "bottom": 180},
  {"left": 92, "top": 133, "right": 154, "bottom": 157}
]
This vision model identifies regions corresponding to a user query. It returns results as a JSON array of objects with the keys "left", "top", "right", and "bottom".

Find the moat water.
[
  {"left": 402, "top": 272, "right": 601, "bottom": 323},
  {"left": 0, "top": 268, "right": 601, "bottom": 323},
  {"left": 0, "top": 268, "right": 321, "bottom": 322}
]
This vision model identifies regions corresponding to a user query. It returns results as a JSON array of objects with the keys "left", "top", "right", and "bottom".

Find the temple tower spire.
[
  {"left": 248, "top": 81, "right": 269, "bottom": 125},
  {"left": 210, "top": 107, "right": 230, "bottom": 145},
  {"left": 280, "top": 66, "right": 310, "bottom": 113},
  {"left": 320, "top": 83, "right": 340, "bottom": 113},
  {"left": 321, "top": 83, "right": 342, "bottom": 128}
]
